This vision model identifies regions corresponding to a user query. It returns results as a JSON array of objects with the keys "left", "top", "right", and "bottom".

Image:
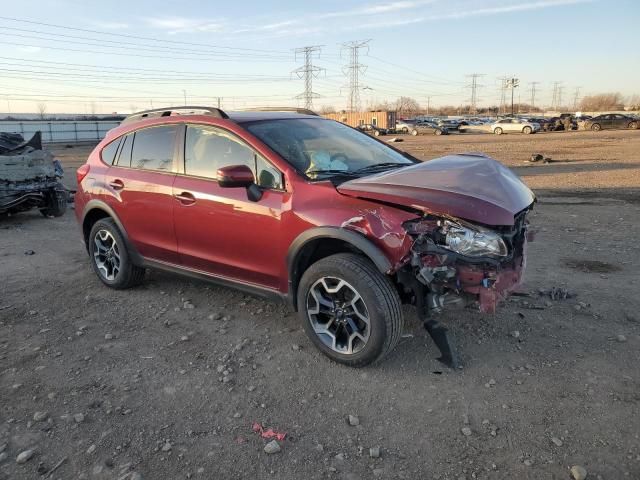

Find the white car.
[{"left": 491, "top": 118, "right": 541, "bottom": 135}]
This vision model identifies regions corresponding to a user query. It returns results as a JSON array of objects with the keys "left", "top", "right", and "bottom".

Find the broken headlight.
[{"left": 439, "top": 220, "right": 508, "bottom": 258}]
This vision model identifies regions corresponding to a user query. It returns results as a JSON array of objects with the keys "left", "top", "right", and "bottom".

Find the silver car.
[{"left": 491, "top": 118, "right": 541, "bottom": 135}]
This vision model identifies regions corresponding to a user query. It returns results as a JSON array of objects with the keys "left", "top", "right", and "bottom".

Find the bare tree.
[
  {"left": 394, "top": 96, "right": 420, "bottom": 114},
  {"left": 579, "top": 93, "right": 624, "bottom": 112},
  {"left": 318, "top": 105, "right": 337, "bottom": 114},
  {"left": 37, "top": 102, "right": 47, "bottom": 120}
]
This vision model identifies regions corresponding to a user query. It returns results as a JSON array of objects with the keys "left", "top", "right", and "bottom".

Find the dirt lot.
[{"left": 1, "top": 129, "right": 639, "bottom": 480}]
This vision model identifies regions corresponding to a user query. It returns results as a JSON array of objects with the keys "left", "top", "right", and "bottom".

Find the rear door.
[
  {"left": 104, "top": 125, "right": 179, "bottom": 263},
  {"left": 172, "top": 124, "right": 287, "bottom": 289}
]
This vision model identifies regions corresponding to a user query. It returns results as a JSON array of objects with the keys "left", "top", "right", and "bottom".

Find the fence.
[{"left": 0, "top": 120, "right": 120, "bottom": 143}]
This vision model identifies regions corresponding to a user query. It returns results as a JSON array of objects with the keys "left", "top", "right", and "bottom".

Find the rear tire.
[
  {"left": 411, "top": 129, "right": 418, "bottom": 136},
  {"left": 88, "top": 218, "right": 145, "bottom": 289},
  {"left": 591, "top": 123, "right": 601, "bottom": 131},
  {"left": 297, "top": 253, "right": 403, "bottom": 367},
  {"left": 522, "top": 126, "right": 532, "bottom": 134},
  {"left": 373, "top": 130, "right": 380, "bottom": 136},
  {"left": 629, "top": 121, "right": 638, "bottom": 130},
  {"left": 434, "top": 129, "right": 442, "bottom": 136},
  {"left": 494, "top": 127, "right": 503, "bottom": 135}
]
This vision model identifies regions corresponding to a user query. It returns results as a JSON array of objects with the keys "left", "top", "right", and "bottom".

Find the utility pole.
[
  {"left": 528, "top": 81, "right": 540, "bottom": 112},
  {"left": 506, "top": 77, "right": 519, "bottom": 116},
  {"left": 341, "top": 40, "right": 370, "bottom": 112},
  {"left": 572, "top": 87, "right": 581, "bottom": 110},
  {"left": 182, "top": 90, "right": 187, "bottom": 106},
  {"left": 426, "top": 95, "right": 432, "bottom": 115},
  {"left": 466, "top": 73, "right": 484, "bottom": 114},
  {"left": 292, "top": 45, "right": 325, "bottom": 110}
]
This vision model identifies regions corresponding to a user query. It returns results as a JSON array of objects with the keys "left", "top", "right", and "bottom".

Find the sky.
[{"left": 0, "top": 0, "right": 638, "bottom": 114}]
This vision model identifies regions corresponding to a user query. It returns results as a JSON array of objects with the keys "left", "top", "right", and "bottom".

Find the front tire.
[
  {"left": 411, "top": 129, "right": 418, "bottom": 136},
  {"left": 629, "top": 121, "right": 638, "bottom": 129},
  {"left": 591, "top": 123, "right": 601, "bottom": 131},
  {"left": 522, "top": 126, "right": 532, "bottom": 134},
  {"left": 40, "top": 186, "right": 67, "bottom": 217},
  {"left": 297, "top": 253, "right": 403, "bottom": 367},
  {"left": 88, "top": 218, "right": 145, "bottom": 289},
  {"left": 494, "top": 127, "right": 503, "bottom": 135},
  {"left": 373, "top": 130, "right": 380, "bottom": 136},
  {"left": 434, "top": 129, "right": 443, "bottom": 136}
]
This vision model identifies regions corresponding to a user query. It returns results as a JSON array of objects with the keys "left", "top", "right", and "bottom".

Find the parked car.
[
  {"left": 410, "top": 123, "right": 448, "bottom": 136},
  {"left": 434, "top": 119, "right": 460, "bottom": 131},
  {"left": 583, "top": 114, "right": 639, "bottom": 131},
  {"left": 75, "top": 106, "right": 535, "bottom": 368},
  {"left": 491, "top": 118, "right": 541, "bottom": 135},
  {"left": 395, "top": 120, "right": 417, "bottom": 133},
  {"left": 356, "top": 123, "right": 387, "bottom": 136}
]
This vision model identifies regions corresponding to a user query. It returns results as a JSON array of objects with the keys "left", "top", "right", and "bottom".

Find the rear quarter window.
[{"left": 100, "top": 137, "right": 121, "bottom": 165}]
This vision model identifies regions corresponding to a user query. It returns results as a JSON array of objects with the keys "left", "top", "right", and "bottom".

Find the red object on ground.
[{"left": 252, "top": 422, "right": 286, "bottom": 441}]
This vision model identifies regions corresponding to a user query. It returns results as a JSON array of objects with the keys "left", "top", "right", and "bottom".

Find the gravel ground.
[{"left": 1, "top": 129, "right": 639, "bottom": 480}]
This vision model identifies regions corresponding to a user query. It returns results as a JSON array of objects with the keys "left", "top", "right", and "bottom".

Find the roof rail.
[
  {"left": 122, "top": 106, "right": 229, "bottom": 124},
  {"left": 243, "top": 107, "right": 319, "bottom": 116}
]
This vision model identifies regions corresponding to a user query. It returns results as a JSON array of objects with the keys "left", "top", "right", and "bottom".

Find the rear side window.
[
  {"left": 130, "top": 125, "right": 178, "bottom": 172},
  {"left": 100, "top": 137, "right": 121, "bottom": 165}
]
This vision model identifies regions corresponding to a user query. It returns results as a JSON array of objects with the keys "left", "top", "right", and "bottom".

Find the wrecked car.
[
  {"left": 0, "top": 131, "right": 67, "bottom": 217},
  {"left": 75, "top": 106, "right": 535, "bottom": 368}
]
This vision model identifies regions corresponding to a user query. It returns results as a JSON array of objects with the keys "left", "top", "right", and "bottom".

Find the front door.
[
  {"left": 172, "top": 124, "right": 287, "bottom": 290},
  {"left": 104, "top": 125, "right": 180, "bottom": 263}
]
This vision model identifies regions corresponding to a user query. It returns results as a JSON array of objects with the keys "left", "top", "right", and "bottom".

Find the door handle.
[
  {"left": 109, "top": 179, "right": 124, "bottom": 190},
  {"left": 174, "top": 191, "right": 196, "bottom": 205}
]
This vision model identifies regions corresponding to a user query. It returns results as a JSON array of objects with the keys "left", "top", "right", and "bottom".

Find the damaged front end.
[{"left": 398, "top": 208, "right": 534, "bottom": 367}]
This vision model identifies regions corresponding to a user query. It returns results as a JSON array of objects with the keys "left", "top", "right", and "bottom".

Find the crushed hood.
[{"left": 336, "top": 154, "right": 535, "bottom": 226}]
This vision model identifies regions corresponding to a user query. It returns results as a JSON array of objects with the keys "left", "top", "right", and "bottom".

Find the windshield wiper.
[
  {"left": 352, "top": 162, "right": 410, "bottom": 174},
  {"left": 305, "top": 169, "right": 358, "bottom": 178}
]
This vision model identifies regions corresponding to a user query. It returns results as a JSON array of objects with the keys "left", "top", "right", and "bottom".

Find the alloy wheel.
[
  {"left": 93, "top": 229, "right": 120, "bottom": 281},
  {"left": 306, "top": 276, "right": 370, "bottom": 355}
]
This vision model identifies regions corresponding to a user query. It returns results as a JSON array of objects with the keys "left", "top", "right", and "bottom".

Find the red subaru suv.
[{"left": 75, "top": 107, "right": 535, "bottom": 368}]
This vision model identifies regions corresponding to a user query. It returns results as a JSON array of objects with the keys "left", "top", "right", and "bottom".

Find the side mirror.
[{"left": 217, "top": 164, "right": 255, "bottom": 188}]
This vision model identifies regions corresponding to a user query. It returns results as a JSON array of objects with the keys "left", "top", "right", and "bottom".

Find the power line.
[
  {"left": 341, "top": 40, "right": 370, "bottom": 112},
  {"left": 0, "top": 15, "right": 288, "bottom": 54},
  {"left": 292, "top": 45, "right": 325, "bottom": 109}
]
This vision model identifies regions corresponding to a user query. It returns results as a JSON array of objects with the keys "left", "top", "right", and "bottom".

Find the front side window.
[
  {"left": 243, "top": 118, "right": 413, "bottom": 180},
  {"left": 184, "top": 124, "right": 283, "bottom": 189},
  {"left": 130, "top": 125, "right": 178, "bottom": 172}
]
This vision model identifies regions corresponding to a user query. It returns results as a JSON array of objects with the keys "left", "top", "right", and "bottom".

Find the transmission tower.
[
  {"left": 341, "top": 40, "right": 370, "bottom": 112},
  {"left": 292, "top": 45, "right": 325, "bottom": 109},
  {"left": 551, "top": 81, "right": 562, "bottom": 110},
  {"left": 466, "top": 74, "right": 484, "bottom": 114},
  {"left": 572, "top": 86, "right": 582, "bottom": 110},
  {"left": 528, "top": 81, "right": 540, "bottom": 111},
  {"left": 557, "top": 86, "right": 564, "bottom": 110},
  {"left": 497, "top": 76, "right": 509, "bottom": 114}
]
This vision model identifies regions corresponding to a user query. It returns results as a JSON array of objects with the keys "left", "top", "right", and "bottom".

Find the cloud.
[
  {"left": 422, "top": 0, "right": 592, "bottom": 21},
  {"left": 17, "top": 46, "right": 42, "bottom": 53},
  {"left": 146, "top": 16, "right": 225, "bottom": 34}
]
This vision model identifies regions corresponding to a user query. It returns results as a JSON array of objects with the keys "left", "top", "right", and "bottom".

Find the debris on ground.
[
  {"left": 263, "top": 440, "right": 281, "bottom": 454},
  {"left": 347, "top": 415, "right": 360, "bottom": 426},
  {"left": 570, "top": 465, "right": 588, "bottom": 480},
  {"left": 252, "top": 422, "right": 287, "bottom": 441},
  {"left": 387, "top": 137, "right": 403, "bottom": 143},
  {"left": 538, "top": 287, "right": 574, "bottom": 300},
  {"left": 0, "top": 131, "right": 68, "bottom": 217}
]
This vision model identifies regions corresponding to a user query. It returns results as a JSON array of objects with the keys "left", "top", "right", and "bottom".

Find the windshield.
[{"left": 243, "top": 118, "right": 414, "bottom": 179}]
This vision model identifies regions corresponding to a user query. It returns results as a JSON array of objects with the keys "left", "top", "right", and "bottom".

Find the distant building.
[{"left": 322, "top": 110, "right": 397, "bottom": 130}]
